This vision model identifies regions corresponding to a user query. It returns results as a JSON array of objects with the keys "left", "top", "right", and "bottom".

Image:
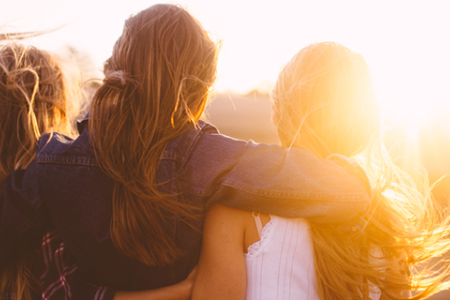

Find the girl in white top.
[{"left": 192, "top": 42, "right": 450, "bottom": 300}]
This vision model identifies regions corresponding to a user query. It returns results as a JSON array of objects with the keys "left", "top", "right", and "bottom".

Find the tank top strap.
[{"left": 252, "top": 212, "right": 263, "bottom": 239}]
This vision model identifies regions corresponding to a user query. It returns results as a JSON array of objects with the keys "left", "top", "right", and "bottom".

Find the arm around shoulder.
[{"left": 191, "top": 133, "right": 372, "bottom": 223}]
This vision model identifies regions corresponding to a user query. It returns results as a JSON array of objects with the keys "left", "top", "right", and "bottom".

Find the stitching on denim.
[
  {"left": 176, "top": 121, "right": 213, "bottom": 177},
  {"left": 182, "top": 121, "right": 209, "bottom": 163},
  {"left": 221, "top": 179, "right": 367, "bottom": 201},
  {"left": 162, "top": 122, "right": 210, "bottom": 167},
  {"left": 181, "top": 185, "right": 212, "bottom": 196},
  {"left": 178, "top": 180, "right": 213, "bottom": 196},
  {"left": 37, "top": 156, "right": 99, "bottom": 167},
  {"left": 160, "top": 153, "right": 183, "bottom": 162}
]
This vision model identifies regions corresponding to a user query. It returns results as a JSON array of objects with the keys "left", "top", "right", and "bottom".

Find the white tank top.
[{"left": 245, "top": 215, "right": 381, "bottom": 300}]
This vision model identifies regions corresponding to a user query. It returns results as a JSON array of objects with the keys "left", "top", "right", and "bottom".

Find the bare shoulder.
[
  {"left": 206, "top": 204, "right": 252, "bottom": 220},
  {"left": 204, "top": 204, "right": 252, "bottom": 231},
  {"left": 205, "top": 204, "right": 271, "bottom": 254}
]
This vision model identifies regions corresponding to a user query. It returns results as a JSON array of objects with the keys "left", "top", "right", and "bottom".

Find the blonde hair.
[
  {"left": 89, "top": 4, "right": 218, "bottom": 266},
  {"left": 0, "top": 43, "right": 75, "bottom": 184},
  {"left": 0, "top": 40, "right": 77, "bottom": 300},
  {"left": 272, "top": 42, "right": 450, "bottom": 299}
]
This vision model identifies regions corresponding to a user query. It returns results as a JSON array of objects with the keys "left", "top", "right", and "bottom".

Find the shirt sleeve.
[
  {"left": 38, "top": 230, "right": 117, "bottom": 300},
  {"left": 179, "top": 131, "right": 371, "bottom": 223}
]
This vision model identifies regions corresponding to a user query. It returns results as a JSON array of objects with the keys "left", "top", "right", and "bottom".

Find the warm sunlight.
[
  {"left": 4, "top": 1, "right": 450, "bottom": 106},
  {"left": 4, "top": 1, "right": 450, "bottom": 197},
  {"left": 3, "top": 2, "right": 450, "bottom": 299},
  {"left": 3, "top": 0, "right": 450, "bottom": 169}
]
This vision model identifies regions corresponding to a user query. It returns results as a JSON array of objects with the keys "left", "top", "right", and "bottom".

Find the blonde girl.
[
  {"left": 0, "top": 42, "right": 73, "bottom": 186},
  {"left": 0, "top": 41, "right": 77, "bottom": 299},
  {"left": 193, "top": 42, "right": 450, "bottom": 300}
]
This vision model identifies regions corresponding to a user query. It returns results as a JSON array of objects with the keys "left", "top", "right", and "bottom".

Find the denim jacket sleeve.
[
  {"left": 177, "top": 126, "right": 371, "bottom": 223},
  {"left": 0, "top": 160, "right": 51, "bottom": 265}
]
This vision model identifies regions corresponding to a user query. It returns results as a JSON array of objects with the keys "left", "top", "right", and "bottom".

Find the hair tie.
[{"left": 104, "top": 70, "right": 137, "bottom": 91}]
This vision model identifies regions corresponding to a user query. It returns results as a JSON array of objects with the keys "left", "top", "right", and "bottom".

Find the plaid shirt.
[
  {"left": 38, "top": 230, "right": 116, "bottom": 300},
  {"left": 7, "top": 231, "right": 116, "bottom": 300}
]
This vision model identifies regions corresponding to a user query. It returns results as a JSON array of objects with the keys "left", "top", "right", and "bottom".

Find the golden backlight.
[{"left": 3, "top": 0, "right": 450, "bottom": 200}]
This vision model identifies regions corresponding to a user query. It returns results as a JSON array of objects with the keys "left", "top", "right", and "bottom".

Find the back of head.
[
  {"left": 94, "top": 4, "right": 217, "bottom": 130},
  {"left": 0, "top": 43, "right": 69, "bottom": 184},
  {"left": 0, "top": 42, "right": 71, "bottom": 300},
  {"left": 272, "top": 43, "right": 450, "bottom": 299},
  {"left": 272, "top": 42, "right": 379, "bottom": 158},
  {"left": 90, "top": 4, "right": 218, "bottom": 266}
]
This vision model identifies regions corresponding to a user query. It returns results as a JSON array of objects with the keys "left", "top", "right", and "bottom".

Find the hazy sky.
[{"left": 3, "top": 0, "right": 450, "bottom": 125}]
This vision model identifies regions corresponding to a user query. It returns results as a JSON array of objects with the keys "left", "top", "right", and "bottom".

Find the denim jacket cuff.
[{"left": 326, "top": 153, "right": 373, "bottom": 201}]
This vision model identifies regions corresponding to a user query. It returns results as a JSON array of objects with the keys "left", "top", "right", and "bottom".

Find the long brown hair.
[
  {"left": 0, "top": 42, "right": 74, "bottom": 299},
  {"left": 272, "top": 42, "right": 450, "bottom": 299},
  {"left": 89, "top": 4, "right": 218, "bottom": 266}
]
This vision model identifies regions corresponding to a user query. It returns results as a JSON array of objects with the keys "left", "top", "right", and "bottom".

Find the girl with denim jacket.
[
  {"left": 193, "top": 42, "right": 450, "bottom": 300},
  {"left": 0, "top": 38, "right": 193, "bottom": 300},
  {"left": 1, "top": 6, "right": 373, "bottom": 300}
]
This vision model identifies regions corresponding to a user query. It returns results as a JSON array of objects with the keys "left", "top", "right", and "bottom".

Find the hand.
[
  {"left": 113, "top": 266, "right": 198, "bottom": 300},
  {"left": 178, "top": 266, "right": 197, "bottom": 300}
]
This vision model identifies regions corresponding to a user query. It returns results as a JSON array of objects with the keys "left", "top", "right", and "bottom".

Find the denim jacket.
[{"left": 0, "top": 120, "right": 371, "bottom": 290}]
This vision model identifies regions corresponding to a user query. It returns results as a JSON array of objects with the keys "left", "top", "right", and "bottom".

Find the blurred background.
[{"left": 3, "top": 0, "right": 450, "bottom": 298}]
